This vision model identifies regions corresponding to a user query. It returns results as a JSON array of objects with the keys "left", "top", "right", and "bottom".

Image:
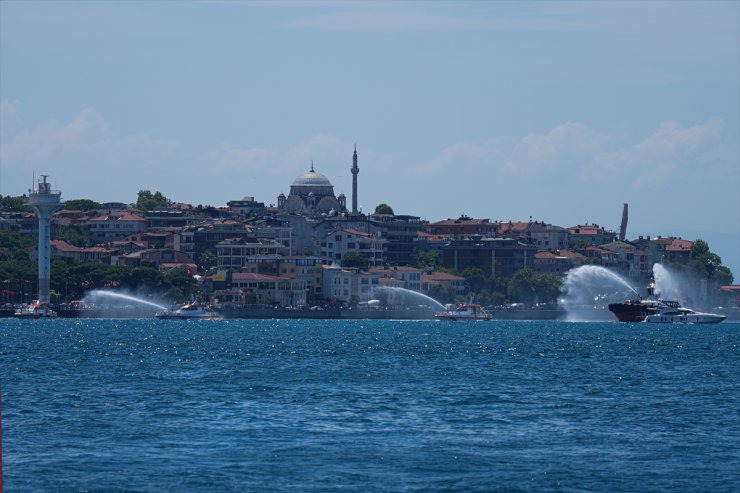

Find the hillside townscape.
[{"left": 0, "top": 163, "right": 736, "bottom": 314}]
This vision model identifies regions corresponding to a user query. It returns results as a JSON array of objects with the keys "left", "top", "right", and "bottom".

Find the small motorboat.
[
  {"left": 155, "top": 301, "right": 222, "bottom": 320},
  {"left": 435, "top": 303, "right": 493, "bottom": 321},
  {"left": 14, "top": 300, "right": 58, "bottom": 319}
]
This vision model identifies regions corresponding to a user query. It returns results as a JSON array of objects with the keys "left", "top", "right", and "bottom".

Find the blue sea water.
[{"left": 1, "top": 318, "right": 739, "bottom": 492}]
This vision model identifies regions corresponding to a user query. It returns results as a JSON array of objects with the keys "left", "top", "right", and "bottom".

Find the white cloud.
[
  {"left": 417, "top": 119, "right": 731, "bottom": 193},
  {"left": 505, "top": 122, "right": 603, "bottom": 173},
  {"left": 209, "top": 134, "right": 349, "bottom": 177},
  {"left": 0, "top": 106, "right": 179, "bottom": 200},
  {"left": 0, "top": 107, "right": 177, "bottom": 165},
  {"left": 412, "top": 138, "right": 507, "bottom": 175}
]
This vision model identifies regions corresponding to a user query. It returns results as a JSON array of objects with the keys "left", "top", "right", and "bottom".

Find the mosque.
[{"left": 277, "top": 147, "right": 360, "bottom": 217}]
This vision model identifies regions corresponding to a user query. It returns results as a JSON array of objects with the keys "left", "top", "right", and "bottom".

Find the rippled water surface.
[{"left": 2, "top": 319, "right": 739, "bottom": 492}]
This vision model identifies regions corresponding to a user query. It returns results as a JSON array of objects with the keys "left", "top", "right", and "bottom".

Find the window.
[{"left": 335, "top": 235, "right": 342, "bottom": 241}]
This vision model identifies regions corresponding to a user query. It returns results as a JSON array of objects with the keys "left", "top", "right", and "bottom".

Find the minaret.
[
  {"left": 27, "top": 175, "right": 62, "bottom": 303},
  {"left": 351, "top": 144, "right": 359, "bottom": 214}
]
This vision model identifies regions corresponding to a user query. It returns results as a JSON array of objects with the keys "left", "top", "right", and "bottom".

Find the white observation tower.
[{"left": 27, "top": 175, "right": 62, "bottom": 303}]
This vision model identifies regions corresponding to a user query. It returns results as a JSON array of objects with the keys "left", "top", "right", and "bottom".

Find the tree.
[
  {"left": 58, "top": 225, "right": 94, "bottom": 248},
  {"left": 136, "top": 190, "right": 171, "bottom": 210},
  {"left": 341, "top": 252, "right": 369, "bottom": 270},
  {"left": 164, "top": 268, "right": 196, "bottom": 301},
  {"left": 374, "top": 203, "right": 394, "bottom": 215},
  {"left": 63, "top": 199, "right": 101, "bottom": 211},
  {"left": 416, "top": 250, "right": 440, "bottom": 271},
  {"left": 688, "top": 239, "right": 734, "bottom": 285},
  {"left": 122, "top": 266, "right": 165, "bottom": 290},
  {"left": 461, "top": 267, "right": 486, "bottom": 293},
  {"left": 0, "top": 232, "right": 36, "bottom": 261},
  {"left": 507, "top": 268, "right": 562, "bottom": 304},
  {"left": 0, "top": 195, "right": 30, "bottom": 212},
  {"left": 198, "top": 250, "right": 217, "bottom": 271}
]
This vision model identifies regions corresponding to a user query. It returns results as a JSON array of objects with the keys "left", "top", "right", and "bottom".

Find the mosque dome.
[
  {"left": 292, "top": 169, "right": 333, "bottom": 187},
  {"left": 281, "top": 162, "right": 344, "bottom": 216}
]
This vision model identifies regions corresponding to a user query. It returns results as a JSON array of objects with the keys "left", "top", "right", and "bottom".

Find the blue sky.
[{"left": 1, "top": 1, "right": 738, "bottom": 277}]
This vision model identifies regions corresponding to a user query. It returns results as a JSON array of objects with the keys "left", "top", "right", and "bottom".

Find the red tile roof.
[
  {"left": 232, "top": 273, "right": 285, "bottom": 281},
  {"left": 422, "top": 272, "right": 465, "bottom": 282}
]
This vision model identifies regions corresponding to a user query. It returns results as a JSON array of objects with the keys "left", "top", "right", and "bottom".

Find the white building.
[
  {"left": 317, "top": 227, "right": 386, "bottom": 267},
  {"left": 322, "top": 264, "right": 379, "bottom": 303}
]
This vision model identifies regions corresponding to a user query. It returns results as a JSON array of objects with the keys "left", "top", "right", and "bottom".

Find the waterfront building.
[
  {"left": 227, "top": 196, "right": 267, "bottom": 217},
  {"left": 314, "top": 213, "right": 421, "bottom": 266},
  {"left": 193, "top": 221, "right": 252, "bottom": 262},
  {"left": 241, "top": 255, "right": 325, "bottom": 300},
  {"left": 215, "top": 238, "right": 284, "bottom": 269},
  {"left": 212, "top": 272, "right": 307, "bottom": 307},
  {"left": 499, "top": 220, "right": 569, "bottom": 251},
  {"left": 532, "top": 249, "right": 586, "bottom": 275},
  {"left": 47, "top": 240, "right": 110, "bottom": 264},
  {"left": 117, "top": 248, "right": 192, "bottom": 269},
  {"left": 440, "top": 237, "right": 537, "bottom": 278},
  {"left": 427, "top": 215, "right": 498, "bottom": 238},
  {"left": 317, "top": 227, "right": 386, "bottom": 267},
  {"left": 421, "top": 271, "right": 467, "bottom": 298},
  {"left": 567, "top": 224, "right": 617, "bottom": 247},
  {"left": 368, "top": 266, "right": 422, "bottom": 291},
  {"left": 322, "top": 263, "right": 379, "bottom": 303},
  {"left": 599, "top": 241, "right": 651, "bottom": 279},
  {"left": 87, "top": 211, "right": 148, "bottom": 244}
]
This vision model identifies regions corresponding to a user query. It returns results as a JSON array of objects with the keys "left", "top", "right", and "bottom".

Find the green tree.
[
  {"left": 198, "top": 250, "right": 217, "bottom": 271},
  {"left": 136, "top": 190, "right": 171, "bottom": 210},
  {"left": 687, "top": 239, "right": 734, "bottom": 286},
  {"left": 0, "top": 232, "right": 36, "bottom": 261},
  {"left": 461, "top": 267, "right": 486, "bottom": 293},
  {"left": 122, "top": 266, "right": 165, "bottom": 290},
  {"left": 415, "top": 250, "right": 440, "bottom": 271},
  {"left": 428, "top": 284, "right": 455, "bottom": 304},
  {"left": 164, "top": 268, "right": 196, "bottom": 301},
  {"left": 58, "top": 225, "right": 94, "bottom": 248},
  {"left": 63, "top": 199, "right": 101, "bottom": 211},
  {"left": 341, "top": 252, "right": 369, "bottom": 270},
  {"left": 507, "top": 269, "right": 562, "bottom": 304},
  {"left": 576, "top": 257, "right": 601, "bottom": 266},
  {"left": 0, "top": 195, "right": 30, "bottom": 212},
  {"left": 374, "top": 203, "right": 394, "bottom": 215}
]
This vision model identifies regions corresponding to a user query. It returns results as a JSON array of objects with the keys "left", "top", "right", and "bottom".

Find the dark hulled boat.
[{"left": 607, "top": 299, "right": 662, "bottom": 322}]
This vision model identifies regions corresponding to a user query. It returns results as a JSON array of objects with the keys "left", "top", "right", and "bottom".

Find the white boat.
[
  {"left": 435, "top": 303, "right": 493, "bottom": 321},
  {"left": 14, "top": 300, "right": 58, "bottom": 319},
  {"left": 155, "top": 301, "right": 223, "bottom": 320},
  {"left": 643, "top": 300, "right": 725, "bottom": 324}
]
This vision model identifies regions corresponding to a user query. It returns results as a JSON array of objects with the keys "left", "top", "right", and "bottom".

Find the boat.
[
  {"left": 435, "top": 303, "right": 493, "bottom": 321},
  {"left": 155, "top": 301, "right": 223, "bottom": 320},
  {"left": 643, "top": 301, "right": 726, "bottom": 324},
  {"left": 608, "top": 298, "right": 663, "bottom": 322},
  {"left": 14, "top": 300, "right": 58, "bottom": 319}
]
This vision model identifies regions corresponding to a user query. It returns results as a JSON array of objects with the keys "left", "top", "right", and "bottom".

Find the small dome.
[{"left": 292, "top": 168, "right": 332, "bottom": 187}]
